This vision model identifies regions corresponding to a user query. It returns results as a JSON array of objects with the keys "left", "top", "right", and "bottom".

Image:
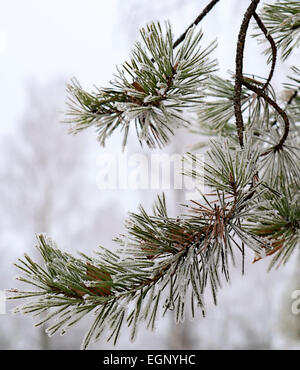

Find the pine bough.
[{"left": 9, "top": 0, "right": 300, "bottom": 349}]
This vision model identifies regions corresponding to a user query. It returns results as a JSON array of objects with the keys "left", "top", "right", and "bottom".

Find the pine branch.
[
  {"left": 10, "top": 134, "right": 299, "bottom": 347},
  {"left": 10, "top": 173, "right": 269, "bottom": 348},
  {"left": 66, "top": 22, "right": 217, "bottom": 148},
  {"left": 257, "top": 0, "right": 300, "bottom": 61},
  {"left": 9, "top": 0, "right": 300, "bottom": 350},
  {"left": 245, "top": 186, "right": 300, "bottom": 269}
]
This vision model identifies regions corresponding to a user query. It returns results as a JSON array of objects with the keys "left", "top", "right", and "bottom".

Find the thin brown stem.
[
  {"left": 234, "top": 0, "right": 260, "bottom": 148},
  {"left": 242, "top": 79, "right": 290, "bottom": 155},
  {"left": 286, "top": 89, "right": 299, "bottom": 106},
  {"left": 271, "top": 88, "right": 298, "bottom": 127},
  {"left": 225, "top": 172, "right": 238, "bottom": 221},
  {"left": 253, "top": 12, "right": 277, "bottom": 91},
  {"left": 172, "top": 0, "right": 220, "bottom": 49}
]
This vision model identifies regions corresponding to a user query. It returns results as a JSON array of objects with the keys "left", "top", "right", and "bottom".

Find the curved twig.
[
  {"left": 234, "top": 0, "right": 260, "bottom": 148},
  {"left": 242, "top": 79, "right": 290, "bottom": 155},
  {"left": 172, "top": 0, "right": 220, "bottom": 49},
  {"left": 253, "top": 12, "right": 277, "bottom": 91}
]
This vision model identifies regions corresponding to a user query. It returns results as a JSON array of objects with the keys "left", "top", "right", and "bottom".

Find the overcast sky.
[{"left": 1, "top": 1, "right": 126, "bottom": 134}]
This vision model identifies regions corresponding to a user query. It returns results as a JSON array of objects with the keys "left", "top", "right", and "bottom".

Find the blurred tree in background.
[{"left": 0, "top": 80, "right": 122, "bottom": 349}]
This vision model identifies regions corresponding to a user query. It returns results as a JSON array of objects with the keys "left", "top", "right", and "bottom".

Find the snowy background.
[{"left": 0, "top": 0, "right": 299, "bottom": 349}]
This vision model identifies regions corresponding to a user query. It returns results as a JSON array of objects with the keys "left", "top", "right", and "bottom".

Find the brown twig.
[
  {"left": 271, "top": 88, "right": 298, "bottom": 127},
  {"left": 286, "top": 89, "right": 299, "bottom": 106},
  {"left": 172, "top": 0, "right": 220, "bottom": 49},
  {"left": 242, "top": 79, "right": 290, "bottom": 155},
  {"left": 148, "top": 0, "right": 220, "bottom": 64},
  {"left": 253, "top": 12, "right": 277, "bottom": 91},
  {"left": 234, "top": 0, "right": 260, "bottom": 148}
]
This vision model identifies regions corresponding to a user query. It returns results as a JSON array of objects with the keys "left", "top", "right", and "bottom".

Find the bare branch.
[
  {"left": 253, "top": 12, "right": 277, "bottom": 91},
  {"left": 234, "top": 0, "right": 260, "bottom": 148},
  {"left": 172, "top": 0, "right": 220, "bottom": 49}
]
